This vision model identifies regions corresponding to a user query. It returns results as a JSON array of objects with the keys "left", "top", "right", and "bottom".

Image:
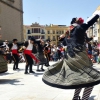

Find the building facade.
[
  {"left": 87, "top": 6, "right": 100, "bottom": 42},
  {"left": 0, "top": 0, "right": 23, "bottom": 41},
  {"left": 24, "top": 22, "right": 45, "bottom": 40},
  {"left": 45, "top": 24, "right": 69, "bottom": 45}
]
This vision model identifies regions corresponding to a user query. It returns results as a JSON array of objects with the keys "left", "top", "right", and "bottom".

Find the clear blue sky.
[{"left": 23, "top": 0, "right": 100, "bottom": 26}]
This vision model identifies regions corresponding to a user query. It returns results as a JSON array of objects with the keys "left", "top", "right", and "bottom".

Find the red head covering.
[{"left": 78, "top": 18, "right": 84, "bottom": 24}]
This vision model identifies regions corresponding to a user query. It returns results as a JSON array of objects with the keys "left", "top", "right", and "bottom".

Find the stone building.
[
  {"left": 0, "top": 0, "right": 23, "bottom": 41},
  {"left": 45, "top": 24, "right": 69, "bottom": 45},
  {"left": 86, "top": 6, "right": 100, "bottom": 42},
  {"left": 23, "top": 22, "right": 45, "bottom": 41}
]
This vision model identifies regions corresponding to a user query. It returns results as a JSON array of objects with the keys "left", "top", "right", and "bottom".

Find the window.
[
  {"left": 32, "top": 28, "right": 34, "bottom": 33},
  {"left": 27, "top": 30, "right": 31, "bottom": 34},
  {"left": 93, "top": 29, "right": 97, "bottom": 37},
  {"left": 59, "top": 31, "right": 61, "bottom": 34},
  {"left": 34, "top": 28, "right": 40, "bottom": 33},
  {"left": 53, "top": 31, "right": 55, "bottom": 34},
  {"left": 62, "top": 31, "right": 64, "bottom": 34},
  {"left": 48, "top": 36, "right": 50, "bottom": 39},
  {"left": 57, "top": 36, "right": 59, "bottom": 40},
  {"left": 53, "top": 36, "right": 56, "bottom": 41},
  {"left": 41, "top": 29, "right": 45, "bottom": 34},
  {"left": 56, "top": 31, "right": 58, "bottom": 34},
  {"left": 48, "top": 31, "right": 50, "bottom": 34}
]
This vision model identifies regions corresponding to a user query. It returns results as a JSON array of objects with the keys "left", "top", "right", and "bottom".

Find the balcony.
[{"left": 41, "top": 32, "right": 45, "bottom": 34}]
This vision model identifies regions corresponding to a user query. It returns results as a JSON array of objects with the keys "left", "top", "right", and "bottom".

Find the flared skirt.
[{"left": 42, "top": 50, "right": 100, "bottom": 89}]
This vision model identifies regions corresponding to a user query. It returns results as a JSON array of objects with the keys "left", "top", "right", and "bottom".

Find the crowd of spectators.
[
  {"left": 1, "top": 39, "right": 100, "bottom": 64},
  {"left": 86, "top": 41, "right": 100, "bottom": 64}
]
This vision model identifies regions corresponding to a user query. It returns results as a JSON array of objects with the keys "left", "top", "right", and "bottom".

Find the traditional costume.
[
  {"left": 9, "top": 39, "right": 23, "bottom": 70},
  {"left": 32, "top": 43, "right": 38, "bottom": 66},
  {"left": 44, "top": 39, "right": 51, "bottom": 67},
  {"left": 42, "top": 11, "right": 100, "bottom": 100},
  {"left": 35, "top": 39, "right": 47, "bottom": 71},
  {"left": 23, "top": 37, "right": 39, "bottom": 74},
  {"left": 0, "top": 43, "right": 8, "bottom": 73}
]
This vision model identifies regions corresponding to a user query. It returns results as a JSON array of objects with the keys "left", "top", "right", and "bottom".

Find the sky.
[{"left": 23, "top": 0, "right": 100, "bottom": 26}]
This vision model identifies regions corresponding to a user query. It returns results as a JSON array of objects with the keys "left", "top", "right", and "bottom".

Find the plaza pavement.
[{"left": 0, "top": 62, "right": 100, "bottom": 100}]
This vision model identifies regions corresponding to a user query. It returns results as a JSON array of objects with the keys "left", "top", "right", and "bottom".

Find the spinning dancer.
[
  {"left": 42, "top": 11, "right": 100, "bottom": 100},
  {"left": 23, "top": 37, "right": 39, "bottom": 74}
]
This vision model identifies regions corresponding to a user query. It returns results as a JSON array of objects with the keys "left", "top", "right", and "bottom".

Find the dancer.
[
  {"left": 44, "top": 39, "right": 51, "bottom": 67},
  {"left": 9, "top": 39, "right": 23, "bottom": 70},
  {"left": 0, "top": 43, "right": 8, "bottom": 73},
  {"left": 42, "top": 11, "right": 100, "bottom": 100},
  {"left": 32, "top": 42, "right": 38, "bottom": 66},
  {"left": 36, "top": 38, "right": 47, "bottom": 71},
  {"left": 23, "top": 37, "right": 39, "bottom": 74}
]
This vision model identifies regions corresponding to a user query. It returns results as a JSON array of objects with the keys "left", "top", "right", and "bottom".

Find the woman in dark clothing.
[
  {"left": 36, "top": 39, "right": 47, "bottom": 71},
  {"left": 0, "top": 43, "right": 8, "bottom": 73},
  {"left": 42, "top": 12, "right": 100, "bottom": 100},
  {"left": 32, "top": 43, "right": 38, "bottom": 66},
  {"left": 57, "top": 46, "right": 61, "bottom": 60}
]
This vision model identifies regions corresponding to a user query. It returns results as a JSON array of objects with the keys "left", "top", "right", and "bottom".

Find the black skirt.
[
  {"left": 36, "top": 52, "right": 47, "bottom": 65},
  {"left": 0, "top": 55, "right": 8, "bottom": 73}
]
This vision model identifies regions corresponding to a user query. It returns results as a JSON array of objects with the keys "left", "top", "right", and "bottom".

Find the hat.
[
  {"left": 30, "top": 36, "right": 36, "bottom": 42},
  {"left": 13, "top": 39, "right": 17, "bottom": 42},
  {"left": 70, "top": 18, "right": 77, "bottom": 24},
  {"left": 46, "top": 39, "right": 51, "bottom": 42}
]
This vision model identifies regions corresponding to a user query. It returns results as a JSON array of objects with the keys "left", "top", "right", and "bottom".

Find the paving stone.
[{"left": 0, "top": 62, "right": 100, "bottom": 100}]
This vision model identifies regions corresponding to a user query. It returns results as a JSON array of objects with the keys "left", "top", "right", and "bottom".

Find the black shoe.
[
  {"left": 16, "top": 68, "right": 19, "bottom": 70},
  {"left": 72, "top": 96, "right": 81, "bottom": 100},
  {"left": 13, "top": 68, "right": 16, "bottom": 70},
  {"left": 29, "top": 71, "right": 35, "bottom": 73},
  {"left": 24, "top": 72, "right": 29, "bottom": 74},
  {"left": 45, "top": 64, "right": 50, "bottom": 67},
  {"left": 36, "top": 69, "right": 41, "bottom": 72},
  {"left": 41, "top": 68, "right": 45, "bottom": 71}
]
